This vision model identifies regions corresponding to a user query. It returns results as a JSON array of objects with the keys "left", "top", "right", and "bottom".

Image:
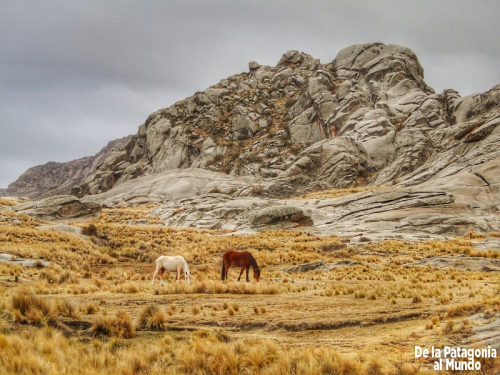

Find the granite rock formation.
[{"left": 65, "top": 43, "right": 500, "bottom": 201}]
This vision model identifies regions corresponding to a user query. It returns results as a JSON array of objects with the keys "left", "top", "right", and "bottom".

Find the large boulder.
[
  {"left": 251, "top": 205, "right": 312, "bottom": 226},
  {"left": 277, "top": 50, "right": 320, "bottom": 70},
  {"left": 13, "top": 195, "right": 101, "bottom": 220},
  {"left": 286, "top": 260, "right": 326, "bottom": 273},
  {"left": 289, "top": 107, "right": 325, "bottom": 145},
  {"left": 333, "top": 43, "right": 385, "bottom": 78},
  {"left": 232, "top": 116, "right": 258, "bottom": 140},
  {"left": 249, "top": 61, "right": 261, "bottom": 71}
]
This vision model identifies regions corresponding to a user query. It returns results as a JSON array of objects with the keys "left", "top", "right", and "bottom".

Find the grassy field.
[{"left": 0, "top": 207, "right": 499, "bottom": 374}]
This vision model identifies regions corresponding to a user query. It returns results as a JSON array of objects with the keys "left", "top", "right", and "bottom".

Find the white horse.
[{"left": 151, "top": 255, "right": 191, "bottom": 285}]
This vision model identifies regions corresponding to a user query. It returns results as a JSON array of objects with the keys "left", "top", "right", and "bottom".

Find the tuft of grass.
[
  {"left": 82, "top": 302, "right": 99, "bottom": 315},
  {"left": 11, "top": 290, "right": 57, "bottom": 326},
  {"left": 464, "top": 231, "right": 486, "bottom": 239},
  {"left": 90, "top": 311, "right": 135, "bottom": 338},
  {"left": 441, "top": 320, "right": 454, "bottom": 334},
  {"left": 411, "top": 293, "right": 423, "bottom": 304},
  {"left": 58, "top": 270, "right": 79, "bottom": 284},
  {"left": 446, "top": 301, "right": 483, "bottom": 317},
  {"left": 137, "top": 304, "right": 166, "bottom": 331},
  {"left": 55, "top": 299, "right": 81, "bottom": 319},
  {"left": 355, "top": 291, "right": 366, "bottom": 299}
]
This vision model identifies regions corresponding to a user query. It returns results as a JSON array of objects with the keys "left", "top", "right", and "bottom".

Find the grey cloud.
[{"left": 1, "top": 0, "right": 500, "bottom": 187}]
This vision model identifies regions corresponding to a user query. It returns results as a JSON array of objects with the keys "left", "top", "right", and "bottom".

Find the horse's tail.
[{"left": 221, "top": 260, "right": 226, "bottom": 281}]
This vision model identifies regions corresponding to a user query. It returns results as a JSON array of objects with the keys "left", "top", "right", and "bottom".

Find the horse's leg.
[
  {"left": 151, "top": 263, "right": 160, "bottom": 285},
  {"left": 245, "top": 266, "right": 250, "bottom": 282},
  {"left": 159, "top": 268, "right": 166, "bottom": 286},
  {"left": 176, "top": 268, "right": 180, "bottom": 283},
  {"left": 225, "top": 262, "right": 230, "bottom": 281},
  {"left": 237, "top": 266, "right": 245, "bottom": 281}
]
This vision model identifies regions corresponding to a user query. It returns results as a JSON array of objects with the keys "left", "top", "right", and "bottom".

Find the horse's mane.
[{"left": 247, "top": 252, "right": 259, "bottom": 270}]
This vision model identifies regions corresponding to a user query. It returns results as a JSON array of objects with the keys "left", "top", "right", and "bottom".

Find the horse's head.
[
  {"left": 253, "top": 268, "right": 261, "bottom": 282},
  {"left": 254, "top": 265, "right": 265, "bottom": 282},
  {"left": 185, "top": 270, "right": 191, "bottom": 285}
]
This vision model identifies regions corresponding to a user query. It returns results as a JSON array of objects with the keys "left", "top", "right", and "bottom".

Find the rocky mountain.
[
  {"left": 5, "top": 42, "right": 500, "bottom": 237},
  {"left": 69, "top": 43, "right": 500, "bottom": 199},
  {"left": 3, "top": 136, "right": 132, "bottom": 199}
]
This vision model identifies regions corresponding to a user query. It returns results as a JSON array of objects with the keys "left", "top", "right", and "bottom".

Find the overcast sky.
[{"left": 1, "top": 1, "right": 500, "bottom": 188}]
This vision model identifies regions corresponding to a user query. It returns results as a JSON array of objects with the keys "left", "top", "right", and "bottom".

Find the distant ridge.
[{"left": 4, "top": 136, "right": 132, "bottom": 199}]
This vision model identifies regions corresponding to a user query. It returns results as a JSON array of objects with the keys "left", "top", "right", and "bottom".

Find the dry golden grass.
[
  {"left": 0, "top": 212, "right": 113, "bottom": 265},
  {"left": 93, "top": 205, "right": 163, "bottom": 225},
  {"left": 136, "top": 304, "right": 166, "bottom": 331},
  {"left": 90, "top": 310, "right": 135, "bottom": 338},
  {"left": 11, "top": 289, "right": 58, "bottom": 326},
  {"left": 1, "top": 206, "right": 499, "bottom": 373},
  {"left": 464, "top": 231, "right": 487, "bottom": 239},
  {"left": 0, "top": 326, "right": 419, "bottom": 375},
  {"left": 0, "top": 198, "right": 17, "bottom": 206}
]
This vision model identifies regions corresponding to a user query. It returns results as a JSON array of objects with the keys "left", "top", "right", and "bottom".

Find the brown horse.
[{"left": 221, "top": 250, "right": 261, "bottom": 282}]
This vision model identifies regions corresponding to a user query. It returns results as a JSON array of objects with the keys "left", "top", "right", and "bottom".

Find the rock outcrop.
[
  {"left": 464, "top": 313, "right": 500, "bottom": 350},
  {"left": 286, "top": 261, "right": 326, "bottom": 273},
  {"left": 404, "top": 255, "right": 500, "bottom": 272},
  {"left": 80, "top": 168, "right": 257, "bottom": 207},
  {"left": 12, "top": 195, "right": 101, "bottom": 220},
  {"left": 144, "top": 183, "right": 498, "bottom": 238},
  {"left": 0, "top": 253, "right": 51, "bottom": 268}
]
